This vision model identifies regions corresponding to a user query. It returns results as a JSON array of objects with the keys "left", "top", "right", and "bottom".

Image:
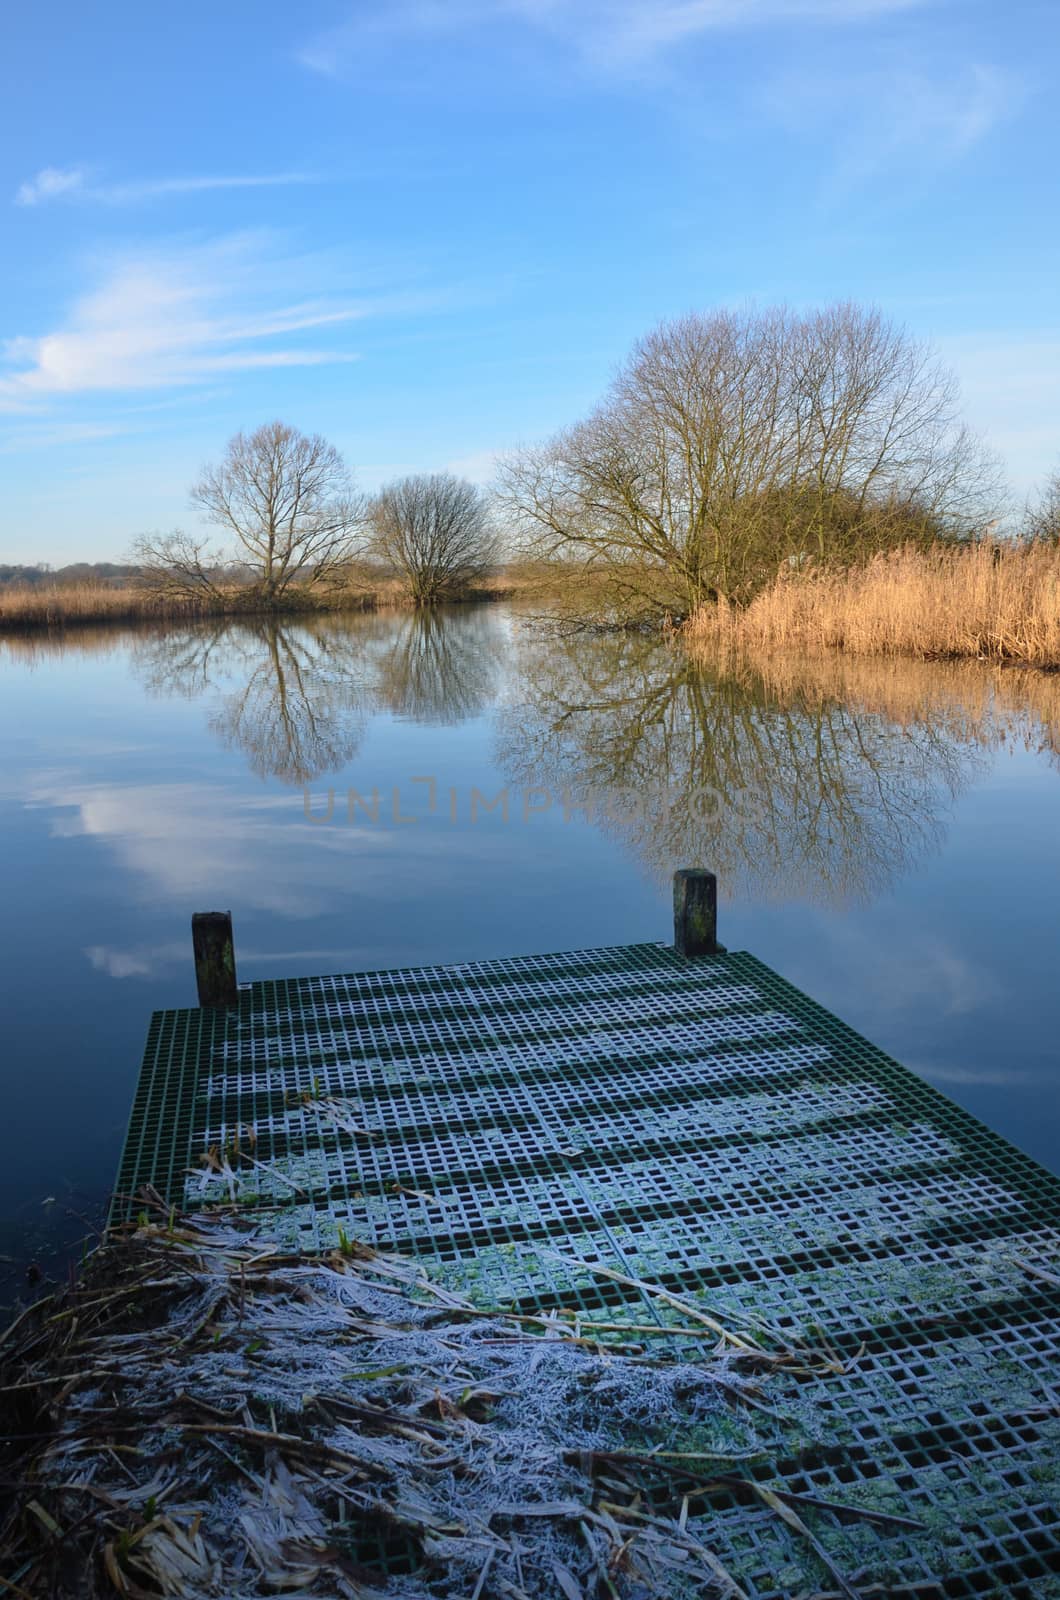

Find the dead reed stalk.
[
  {"left": 685, "top": 544, "right": 1060, "bottom": 668},
  {"left": 0, "top": 1200, "right": 917, "bottom": 1599}
]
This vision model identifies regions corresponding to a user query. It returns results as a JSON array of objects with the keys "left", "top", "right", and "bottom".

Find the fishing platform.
[{"left": 116, "top": 873, "right": 1060, "bottom": 1597}]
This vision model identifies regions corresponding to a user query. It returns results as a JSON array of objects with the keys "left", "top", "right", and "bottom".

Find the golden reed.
[
  {"left": 0, "top": 565, "right": 558, "bottom": 633},
  {"left": 0, "top": 581, "right": 226, "bottom": 629},
  {"left": 685, "top": 543, "right": 1060, "bottom": 669}
]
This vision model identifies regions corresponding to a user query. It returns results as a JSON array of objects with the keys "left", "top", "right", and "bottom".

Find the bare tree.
[
  {"left": 190, "top": 421, "right": 364, "bottom": 604},
  {"left": 128, "top": 530, "right": 230, "bottom": 605},
  {"left": 496, "top": 304, "right": 1000, "bottom": 616},
  {"left": 368, "top": 473, "right": 497, "bottom": 604}
]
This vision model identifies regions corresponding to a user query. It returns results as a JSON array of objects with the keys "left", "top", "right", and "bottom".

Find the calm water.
[{"left": 1, "top": 605, "right": 1058, "bottom": 1290}]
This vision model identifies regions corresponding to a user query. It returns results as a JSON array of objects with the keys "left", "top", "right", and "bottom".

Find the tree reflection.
[
  {"left": 104, "top": 608, "right": 1060, "bottom": 892},
  {"left": 130, "top": 607, "right": 505, "bottom": 783},
  {"left": 496, "top": 628, "right": 993, "bottom": 905},
  {"left": 131, "top": 621, "right": 236, "bottom": 700},
  {"left": 370, "top": 607, "right": 505, "bottom": 724},
  {"left": 133, "top": 621, "right": 372, "bottom": 785},
  {"left": 212, "top": 626, "right": 375, "bottom": 784}
]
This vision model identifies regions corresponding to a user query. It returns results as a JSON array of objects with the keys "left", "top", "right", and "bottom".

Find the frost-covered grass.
[{"left": 0, "top": 1203, "right": 937, "bottom": 1599}]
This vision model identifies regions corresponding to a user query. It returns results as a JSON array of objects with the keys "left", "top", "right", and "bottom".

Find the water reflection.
[
  {"left": 8, "top": 607, "right": 1059, "bottom": 908},
  {"left": 4, "top": 606, "right": 1060, "bottom": 1308},
  {"left": 134, "top": 621, "right": 372, "bottom": 784},
  {"left": 372, "top": 608, "right": 506, "bottom": 725},
  {"left": 496, "top": 628, "right": 1060, "bottom": 905},
  {"left": 129, "top": 607, "right": 508, "bottom": 784}
]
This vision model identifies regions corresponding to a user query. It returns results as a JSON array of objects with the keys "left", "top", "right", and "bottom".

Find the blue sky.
[{"left": 1, "top": 0, "right": 1057, "bottom": 563}]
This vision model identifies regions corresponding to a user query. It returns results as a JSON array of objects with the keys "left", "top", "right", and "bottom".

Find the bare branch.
[
  {"left": 128, "top": 530, "right": 229, "bottom": 604},
  {"left": 1026, "top": 465, "right": 1060, "bottom": 544}
]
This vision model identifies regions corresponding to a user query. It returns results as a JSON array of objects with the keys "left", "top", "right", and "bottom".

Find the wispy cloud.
[
  {"left": 15, "top": 167, "right": 87, "bottom": 206},
  {"left": 0, "top": 234, "right": 371, "bottom": 406},
  {"left": 15, "top": 167, "right": 319, "bottom": 208},
  {"left": 0, "top": 420, "right": 129, "bottom": 453},
  {"left": 761, "top": 58, "right": 1022, "bottom": 193},
  {"left": 527, "top": 0, "right": 932, "bottom": 66},
  {"left": 21, "top": 776, "right": 395, "bottom": 917},
  {"left": 446, "top": 447, "right": 504, "bottom": 483},
  {"left": 300, "top": 0, "right": 933, "bottom": 75},
  {"left": 86, "top": 943, "right": 161, "bottom": 979}
]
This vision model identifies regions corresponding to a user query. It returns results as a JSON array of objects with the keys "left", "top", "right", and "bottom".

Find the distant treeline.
[{"left": 0, "top": 563, "right": 142, "bottom": 588}]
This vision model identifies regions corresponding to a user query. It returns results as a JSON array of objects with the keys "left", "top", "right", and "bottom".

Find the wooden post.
[
  {"left": 673, "top": 869, "right": 721, "bottom": 957},
  {"left": 192, "top": 911, "right": 237, "bottom": 1006}
]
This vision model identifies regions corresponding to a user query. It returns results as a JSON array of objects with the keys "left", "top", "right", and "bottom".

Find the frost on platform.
[{"left": 115, "top": 942, "right": 1060, "bottom": 1597}]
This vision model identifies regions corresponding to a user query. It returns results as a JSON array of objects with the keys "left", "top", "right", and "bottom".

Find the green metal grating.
[{"left": 115, "top": 942, "right": 1060, "bottom": 1597}]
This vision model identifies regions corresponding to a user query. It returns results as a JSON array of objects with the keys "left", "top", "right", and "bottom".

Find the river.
[{"left": 1, "top": 603, "right": 1058, "bottom": 1295}]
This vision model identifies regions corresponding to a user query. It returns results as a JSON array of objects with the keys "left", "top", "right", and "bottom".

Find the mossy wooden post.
[
  {"left": 673, "top": 868, "right": 720, "bottom": 957},
  {"left": 193, "top": 911, "right": 237, "bottom": 1006}
]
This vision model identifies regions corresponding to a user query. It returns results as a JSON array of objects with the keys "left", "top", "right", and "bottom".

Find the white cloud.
[
  {"left": 526, "top": 0, "right": 931, "bottom": 65},
  {"left": 15, "top": 167, "right": 88, "bottom": 206},
  {"left": 86, "top": 944, "right": 161, "bottom": 979},
  {"left": 15, "top": 168, "right": 318, "bottom": 208},
  {"left": 20, "top": 777, "right": 395, "bottom": 917},
  {"left": 0, "top": 234, "right": 371, "bottom": 405},
  {"left": 0, "top": 420, "right": 129, "bottom": 452},
  {"left": 300, "top": 0, "right": 932, "bottom": 74}
]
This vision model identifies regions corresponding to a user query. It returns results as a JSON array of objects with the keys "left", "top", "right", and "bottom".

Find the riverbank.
[
  {"left": 0, "top": 568, "right": 552, "bottom": 634},
  {"left": 0, "top": 578, "right": 390, "bottom": 631},
  {"left": 684, "top": 541, "right": 1060, "bottom": 668},
  {"left": 7, "top": 543, "right": 1059, "bottom": 670}
]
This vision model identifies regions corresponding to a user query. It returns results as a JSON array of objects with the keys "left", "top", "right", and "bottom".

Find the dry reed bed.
[
  {"left": 0, "top": 581, "right": 408, "bottom": 632},
  {"left": 686, "top": 544, "right": 1060, "bottom": 668},
  {"left": 0, "top": 1201, "right": 915, "bottom": 1599},
  {"left": 0, "top": 582, "right": 221, "bottom": 628}
]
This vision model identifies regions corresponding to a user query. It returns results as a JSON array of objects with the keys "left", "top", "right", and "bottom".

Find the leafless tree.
[
  {"left": 128, "top": 530, "right": 231, "bottom": 604},
  {"left": 368, "top": 473, "right": 497, "bottom": 604},
  {"left": 496, "top": 303, "right": 1000, "bottom": 616},
  {"left": 189, "top": 421, "right": 364, "bottom": 604}
]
